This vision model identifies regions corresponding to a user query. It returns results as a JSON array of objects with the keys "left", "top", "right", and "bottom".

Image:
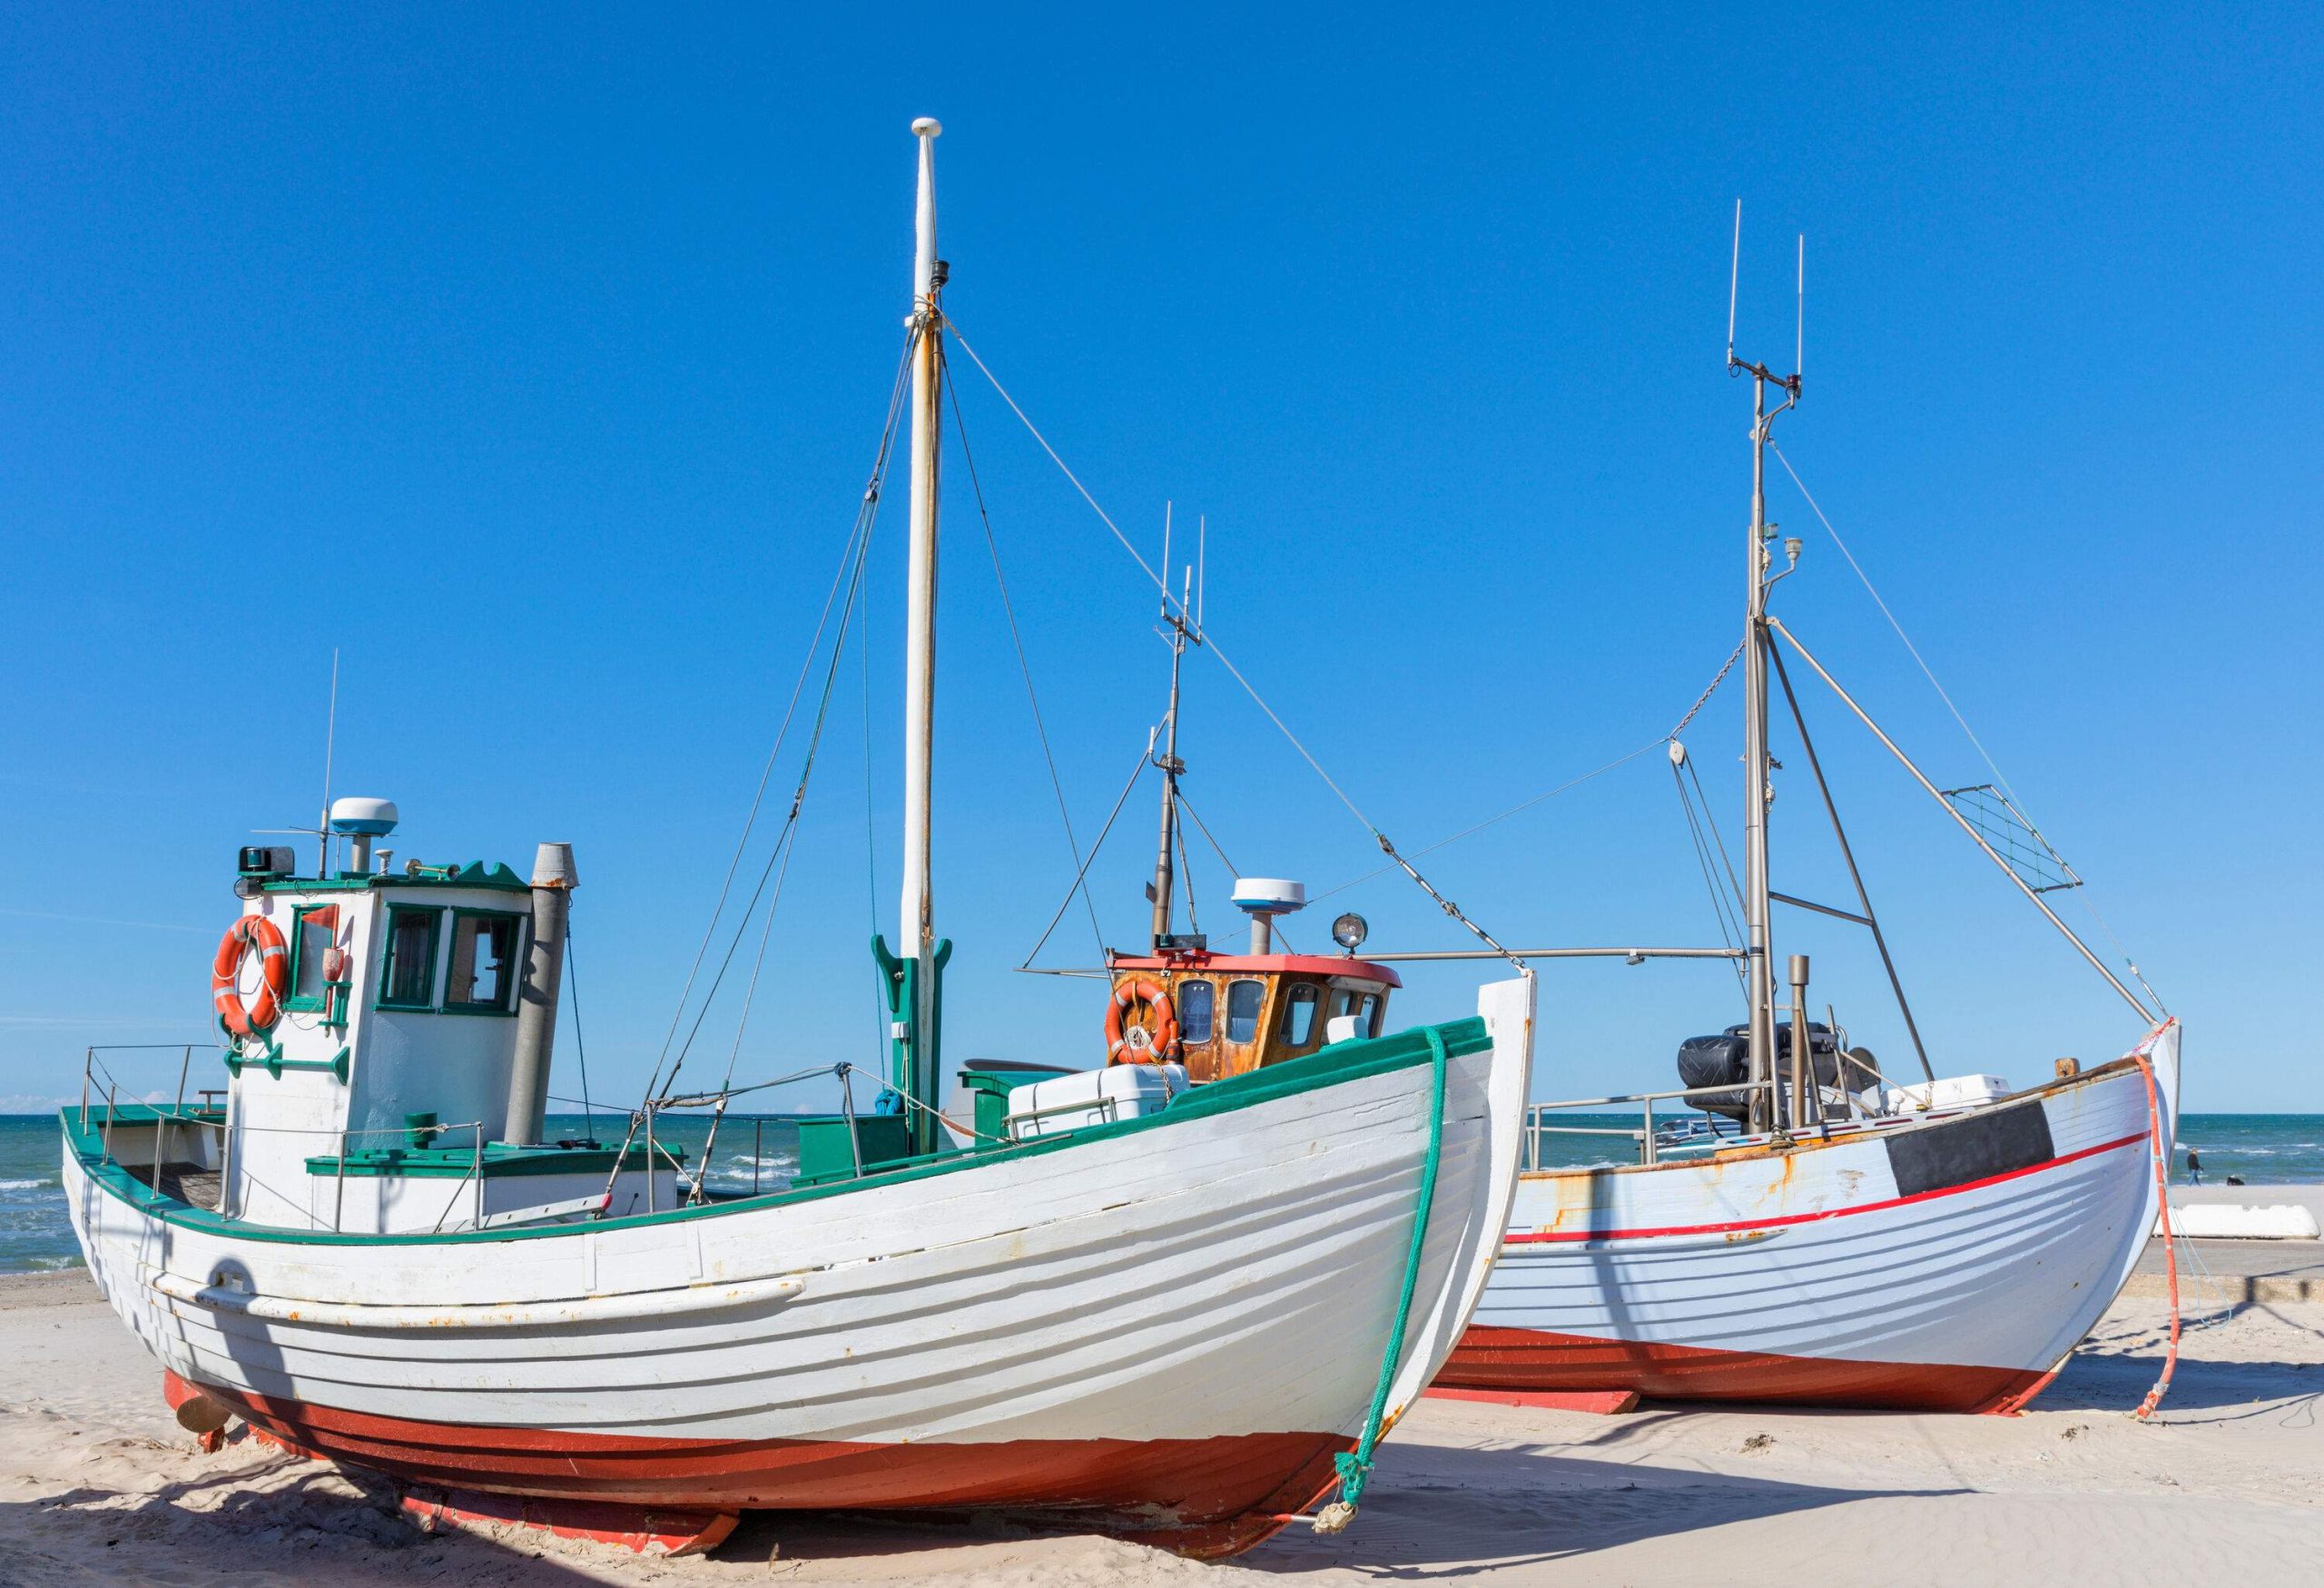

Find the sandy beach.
[{"left": 3, "top": 1238, "right": 2318, "bottom": 1588}]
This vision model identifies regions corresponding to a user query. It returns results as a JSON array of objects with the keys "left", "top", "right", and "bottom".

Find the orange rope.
[{"left": 2133, "top": 1051, "right": 2179, "bottom": 1419}]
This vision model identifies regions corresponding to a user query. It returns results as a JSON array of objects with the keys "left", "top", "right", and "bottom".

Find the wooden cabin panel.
[{"left": 1105, "top": 959, "right": 1400, "bottom": 1083}]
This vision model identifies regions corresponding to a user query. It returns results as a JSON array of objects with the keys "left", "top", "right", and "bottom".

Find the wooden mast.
[{"left": 884, "top": 115, "right": 948, "bottom": 1154}]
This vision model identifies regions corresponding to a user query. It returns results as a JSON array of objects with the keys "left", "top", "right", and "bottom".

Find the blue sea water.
[{"left": 4, "top": 1110, "right": 2317, "bottom": 1275}]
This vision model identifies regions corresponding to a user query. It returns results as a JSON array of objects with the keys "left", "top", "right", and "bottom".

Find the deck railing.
[{"left": 1522, "top": 1079, "right": 1775, "bottom": 1169}]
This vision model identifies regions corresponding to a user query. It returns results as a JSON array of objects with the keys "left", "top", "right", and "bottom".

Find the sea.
[{"left": 5, "top": 1110, "right": 2319, "bottom": 1275}]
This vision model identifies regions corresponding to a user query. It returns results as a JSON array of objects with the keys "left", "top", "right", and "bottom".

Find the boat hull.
[
  {"left": 1439, "top": 1023, "right": 2177, "bottom": 1413},
  {"left": 193, "top": 1369, "right": 1343, "bottom": 1536},
  {"left": 68, "top": 979, "right": 1535, "bottom": 1554}
]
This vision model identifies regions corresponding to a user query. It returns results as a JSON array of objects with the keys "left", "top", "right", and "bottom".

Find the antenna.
[
  {"left": 319, "top": 647, "right": 340, "bottom": 876},
  {"left": 1795, "top": 233, "right": 1805, "bottom": 380},
  {"left": 1161, "top": 500, "right": 1173, "bottom": 616},
  {"left": 1726, "top": 199, "right": 1742, "bottom": 367}
]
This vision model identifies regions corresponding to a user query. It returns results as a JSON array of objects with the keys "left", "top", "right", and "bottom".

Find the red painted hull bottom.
[
  {"left": 1438, "top": 1327, "right": 2055, "bottom": 1415},
  {"left": 171, "top": 1374, "right": 1347, "bottom": 1560}
]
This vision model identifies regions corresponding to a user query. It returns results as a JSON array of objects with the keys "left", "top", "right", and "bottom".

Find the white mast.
[
  {"left": 900, "top": 117, "right": 941, "bottom": 963},
  {"left": 890, "top": 115, "right": 945, "bottom": 1151}
]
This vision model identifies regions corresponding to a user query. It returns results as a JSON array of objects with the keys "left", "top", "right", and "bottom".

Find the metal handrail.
[
  {"left": 1527, "top": 1080, "right": 1776, "bottom": 1114},
  {"left": 1523, "top": 1080, "right": 1775, "bottom": 1169}
]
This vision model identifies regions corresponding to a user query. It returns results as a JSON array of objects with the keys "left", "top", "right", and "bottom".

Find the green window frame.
[
  {"left": 441, "top": 908, "right": 527, "bottom": 1016},
  {"left": 284, "top": 904, "right": 336, "bottom": 1013},
  {"left": 376, "top": 905, "right": 444, "bottom": 1011}
]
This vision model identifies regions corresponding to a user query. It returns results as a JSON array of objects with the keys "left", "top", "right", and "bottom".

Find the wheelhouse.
[{"left": 1103, "top": 949, "right": 1402, "bottom": 1082}]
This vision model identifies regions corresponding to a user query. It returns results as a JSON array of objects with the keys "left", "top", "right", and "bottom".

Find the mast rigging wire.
[
  {"left": 1769, "top": 441, "right": 2164, "bottom": 1012},
  {"left": 1670, "top": 760, "right": 1748, "bottom": 998},
  {"left": 1019, "top": 740, "right": 1154, "bottom": 968},
  {"left": 640, "top": 330, "right": 916, "bottom": 1110},
  {"left": 942, "top": 320, "right": 1525, "bottom": 969},
  {"left": 938, "top": 340, "right": 1108, "bottom": 962},
  {"left": 666, "top": 516, "right": 874, "bottom": 1103}
]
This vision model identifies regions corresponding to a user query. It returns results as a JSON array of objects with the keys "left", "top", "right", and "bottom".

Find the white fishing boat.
[
  {"left": 61, "top": 119, "right": 1536, "bottom": 1558},
  {"left": 1444, "top": 1025, "right": 2177, "bottom": 1411},
  {"left": 1422, "top": 261, "right": 2181, "bottom": 1414}
]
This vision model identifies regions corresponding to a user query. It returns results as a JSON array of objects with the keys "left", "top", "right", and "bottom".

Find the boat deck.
[{"left": 118, "top": 1163, "right": 223, "bottom": 1211}]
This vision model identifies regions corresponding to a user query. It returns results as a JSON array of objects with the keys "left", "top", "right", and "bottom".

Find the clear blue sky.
[{"left": 4, "top": 5, "right": 2317, "bottom": 1113}]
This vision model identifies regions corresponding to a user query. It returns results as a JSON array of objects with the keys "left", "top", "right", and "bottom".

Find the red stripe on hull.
[
  {"left": 1438, "top": 1327, "right": 2051, "bottom": 1415},
  {"left": 185, "top": 1377, "right": 1347, "bottom": 1559},
  {"left": 1504, "top": 1129, "right": 2150, "bottom": 1246}
]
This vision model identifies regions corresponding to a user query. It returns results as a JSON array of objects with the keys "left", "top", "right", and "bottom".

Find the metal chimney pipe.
[
  {"left": 507, "top": 843, "right": 576, "bottom": 1146},
  {"left": 1787, "top": 952, "right": 1814, "bottom": 1129}
]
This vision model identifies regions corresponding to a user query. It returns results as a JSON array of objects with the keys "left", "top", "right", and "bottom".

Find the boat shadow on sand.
[
  {"left": 1238, "top": 1441, "right": 1965, "bottom": 1576},
  {"left": 3, "top": 1431, "right": 1948, "bottom": 1582},
  {"left": 2036, "top": 1307, "right": 2324, "bottom": 1422},
  {"left": 1, "top": 1455, "right": 614, "bottom": 1585}
]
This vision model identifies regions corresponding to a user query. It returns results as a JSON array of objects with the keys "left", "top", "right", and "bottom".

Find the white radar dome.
[
  {"left": 328, "top": 796, "right": 400, "bottom": 837},
  {"left": 1230, "top": 878, "right": 1307, "bottom": 916}
]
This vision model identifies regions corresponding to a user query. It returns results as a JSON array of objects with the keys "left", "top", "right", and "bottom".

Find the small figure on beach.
[{"left": 2185, "top": 1147, "right": 2203, "bottom": 1186}]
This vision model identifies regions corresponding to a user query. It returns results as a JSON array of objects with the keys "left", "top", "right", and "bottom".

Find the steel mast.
[
  {"left": 1147, "top": 542, "right": 1199, "bottom": 951},
  {"left": 1732, "top": 347, "right": 1799, "bottom": 1132}
]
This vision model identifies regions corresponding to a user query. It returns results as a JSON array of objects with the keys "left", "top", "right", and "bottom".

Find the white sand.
[{"left": 2, "top": 1268, "right": 2318, "bottom": 1586}]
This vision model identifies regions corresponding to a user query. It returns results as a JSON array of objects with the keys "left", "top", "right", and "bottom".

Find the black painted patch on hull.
[{"left": 1886, "top": 1100, "right": 2056, "bottom": 1198}]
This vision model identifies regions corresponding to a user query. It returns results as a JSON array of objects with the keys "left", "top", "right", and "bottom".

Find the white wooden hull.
[
  {"left": 67, "top": 979, "right": 1533, "bottom": 1551},
  {"left": 1443, "top": 1022, "right": 2177, "bottom": 1412}
]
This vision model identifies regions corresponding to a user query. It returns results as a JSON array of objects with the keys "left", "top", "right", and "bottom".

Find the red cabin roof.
[{"left": 1105, "top": 950, "right": 1402, "bottom": 989}]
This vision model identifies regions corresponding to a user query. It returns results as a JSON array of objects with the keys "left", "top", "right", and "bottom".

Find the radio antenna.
[
  {"left": 318, "top": 646, "right": 340, "bottom": 875},
  {"left": 1796, "top": 233, "right": 1806, "bottom": 382},
  {"left": 1726, "top": 199, "right": 1742, "bottom": 367}
]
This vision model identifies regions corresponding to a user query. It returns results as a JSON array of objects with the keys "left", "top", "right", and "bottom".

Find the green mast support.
[{"left": 872, "top": 933, "right": 950, "bottom": 1158}]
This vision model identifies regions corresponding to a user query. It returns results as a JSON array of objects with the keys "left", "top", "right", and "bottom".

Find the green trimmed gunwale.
[
  {"left": 63, "top": 1014, "right": 1489, "bottom": 1248},
  {"left": 261, "top": 862, "right": 529, "bottom": 896},
  {"left": 300, "top": 1141, "right": 674, "bottom": 1179}
]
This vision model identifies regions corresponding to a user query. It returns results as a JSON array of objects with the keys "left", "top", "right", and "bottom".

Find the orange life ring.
[
  {"left": 212, "top": 914, "right": 290, "bottom": 1038},
  {"left": 1106, "top": 977, "right": 1179, "bottom": 1064}
]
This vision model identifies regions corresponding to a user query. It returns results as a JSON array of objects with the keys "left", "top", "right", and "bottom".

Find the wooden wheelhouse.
[{"left": 1103, "top": 949, "right": 1402, "bottom": 1082}]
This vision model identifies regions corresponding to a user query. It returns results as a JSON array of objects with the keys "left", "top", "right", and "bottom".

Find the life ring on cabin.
[
  {"left": 212, "top": 914, "right": 290, "bottom": 1038},
  {"left": 1106, "top": 977, "right": 1180, "bottom": 1064}
]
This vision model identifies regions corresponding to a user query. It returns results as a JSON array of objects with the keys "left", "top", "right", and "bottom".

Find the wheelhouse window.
[
  {"left": 1280, "top": 983, "right": 1321, "bottom": 1047},
  {"left": 445, "top": 911, "right": 524, "bottom": 1014},
  {"left": 1177, "top": 979, "right": 1215, "bottom": 1044},
  {"left": 1334, "top": 988, "right": 1384, "bottom": 1038},
  {"left": 377, "top": 906, "right": 442, "bottom": 1010},
  {"left": 1226, "top": 979, "right": 1265, "bottom": 1043},
  {"left": 287, "top": 905, "right": 336, "bottom": 1011}
]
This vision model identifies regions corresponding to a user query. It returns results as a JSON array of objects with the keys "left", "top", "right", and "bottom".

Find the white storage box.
[
  {"left": 1006, "top": 1063, "right": 1188, "bottom": 1141},
  {"left": 1885, "top": 1074, "right": 2012, "bottom": 1112}
]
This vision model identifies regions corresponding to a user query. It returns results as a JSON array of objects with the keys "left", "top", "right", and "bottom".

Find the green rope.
[{"left": 1315, "top": 1024, "right": 1450, "bottom": 1533}]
